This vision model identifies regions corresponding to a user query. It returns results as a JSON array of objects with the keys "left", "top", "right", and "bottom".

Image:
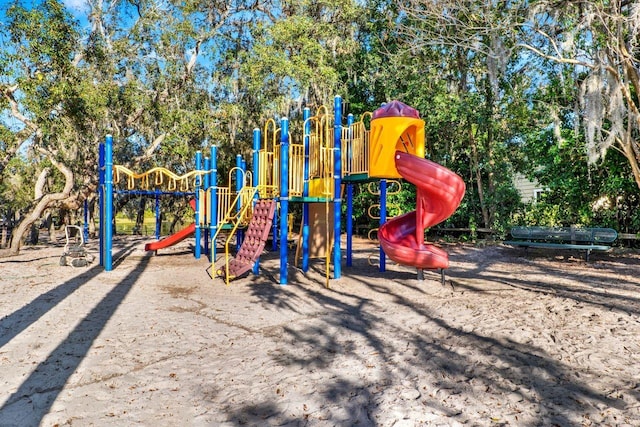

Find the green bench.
[{"left": 504, "top": 226, "right": 617, "bottom": 261}]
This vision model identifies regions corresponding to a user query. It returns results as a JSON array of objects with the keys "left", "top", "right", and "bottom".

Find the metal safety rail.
[
  {"left": 258, "top": 119, "right": 281, "bottom": 199},
  {"left": 299, "top": 106, "right": 335, "bottom": 198},
  {"left": 343, "top": 113, "right": 371, "bottom": 177},
  {"left": 222, "top": 167, "right": 252, "bottom": 227},
  {"left": 196, "top": 167, "right": 272, "bottom": 229},
  {"left": 212, "top": 186, "right": 268, "bottom": 285},
  {"left": 256, "top": 106, "right": 371, "bottom": 200}
]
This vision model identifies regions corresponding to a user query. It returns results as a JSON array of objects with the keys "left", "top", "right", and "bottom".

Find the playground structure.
[{"left": 98, "top": 97, "right": 466, "bottom": 285}]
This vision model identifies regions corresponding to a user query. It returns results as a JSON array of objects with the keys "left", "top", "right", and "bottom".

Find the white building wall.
[{"left": 513, "top": 173, "right": 545, "bottom": 203}]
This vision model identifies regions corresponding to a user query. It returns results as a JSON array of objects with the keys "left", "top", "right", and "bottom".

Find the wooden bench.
[{"left": 504, "top": 226, "right": 617, "bottom": 260}]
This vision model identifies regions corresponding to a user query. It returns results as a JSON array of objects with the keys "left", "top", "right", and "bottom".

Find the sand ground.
[{"left": 1, "top": 236, "right": 640, "bottom": 426}]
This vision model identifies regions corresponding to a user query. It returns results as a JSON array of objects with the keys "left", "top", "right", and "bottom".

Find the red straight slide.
[
  {"left": 144, "top": 199, "right": 196, "bottom": 252},
  {"left": 144, "top": 223, "right": 196, "bottom": 252},
  {"left": 378, "top": 151, "right": 465, "bottom": 270}
]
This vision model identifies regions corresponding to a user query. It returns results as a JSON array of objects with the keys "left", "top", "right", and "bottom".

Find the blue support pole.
[
  {"left": 333, "top": 96, "right": 342, "bottom": 279},
  {"left": 194, "top": 150, "right": 202, "bottom": 259},
  {"left": 98, "top": 142, "right": 105, "bottom": 266},
  {"left": 302, "top": 107, "right": 311, "bottom": 272},
  {"left": 252, "top": 129, "right": 260, "bottom": 193},
  {"left": 236, "top": 154, "right": 244, "bottom": 252},
  {"left": 210, "top": 145, "right": 218, "bottom": 261},
  {"left": 379, "top": 179, "right": 387, "bottom": 272},
  {"left": 203, "top": 156, "right": 211, "bottom": 256},
  {"left": 271, "top": 211, "right": 278, "bottom": 251},
  {"left": 279, "top": 117, "right": 289, "bottom": 285},
  {"left": 346, "top": 184, "right": 353, "bottom": 267},
  {"left": 154, "top": 189, "right": 161, "bottom": 240},
  {"left": 203, "top": 157, "right": 210, "bottom": 192},
  {"left": 346, "top": 113, "right": 354, "bottom": 267},
  {"left": 252, "top": 128, "right": 261, "bottom": 275},
  {"left": 235, "top": 154, "right": 243, "bottom": 198},
  {"left": 240, "top": 157, "right": 247, "bottom": 249},
  {"left": 271, "top": 124, "right": 278, "bottom": 252},
  {"left": 347, "top": 113, "right": 354, "bottom": 173},
  {"left": 272, "top": 166, "right": 278, "bottom": 251},
  {"left": 104, "top": 135, "right": 114, "bottom": 271},
  {"left": 83, "top": 199, "right": 89, "bottom": 243}
]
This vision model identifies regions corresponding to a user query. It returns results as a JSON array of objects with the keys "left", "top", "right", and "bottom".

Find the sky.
[
  {"left": 62, "top": 0, "right": 90, "bottom": 28},
  {"left": 0, "top": 0, "right": 87, "bottom": 22},
  {"left": 63, "top": 0, "right": 85, "bottom": 12}
]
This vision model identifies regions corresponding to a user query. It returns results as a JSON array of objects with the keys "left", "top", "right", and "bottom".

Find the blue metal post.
[
  {"left": 240, "top": 157, "right": 247, "bottom": 248},
  {"left": 236, "top": 154, "right": 244, "bottom": 252},
  {"left": 98, "top": 142, "right": 105, "bottom": 266},
  {"left": 210, "top": 145, "right": 218, "bottom": 261},
  {"left": 194, "top": 150, "right": 202, "bottom": 259},
  {"left": 379, "top": 179, "right": 387, "bottom": 272},
  {"left": 271, "top": 210, "right": 279, "bottom": 251},
  {"left": 104, "top": 135, "right": 114, "bottom": 271},
  {"left": 272, "top": 157, "right": 278, "bottom": 252},
  {"left": 252, "top": 128, "right": 261, "bottom": 274},
  {"left": 203, "top": 156, "right": 210, "bottom": 256},
  {"left": 346, "top": 113, "right": 354, "bottom": 267},
  {"left": 346, "top": 184, "right": 353, "bottom": 267},
  {"left": 333, "top": 96, "right": 342, "bottom": 279},
  {"left": 347, "top": 113, "right": 354, "bottom": 173},
  {"left": 83, "top": 199, "right": 89, "bottom": 242},
  {"left": 302, "top": 107, "right": 311, "bottom": 272},
  {"left": 271, "top": 123, "right": 279, "bottom": 252},
  {"left": 252, "top": 129, "right": 260, "bottom": 192},
  {"left": 279, "top": 117, "right": 289, "bottom": 285},
  {"left": 154, "top": 190, "right": 161, "bottom": 240}
]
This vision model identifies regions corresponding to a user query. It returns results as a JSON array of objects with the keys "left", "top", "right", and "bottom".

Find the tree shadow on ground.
[
  {"left": 0, "top": 241, "right": 147, "bottom": 426},
  {"left": 218, "top": 245, "right": 638, "bottom": 426}
]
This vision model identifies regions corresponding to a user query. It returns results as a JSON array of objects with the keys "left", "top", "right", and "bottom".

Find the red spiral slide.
[{"left": 378, "top": 151, "right": 465, "bottom": 270}]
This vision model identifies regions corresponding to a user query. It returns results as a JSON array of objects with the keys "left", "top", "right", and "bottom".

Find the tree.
[
  {"left": 240, "top": 0, "right": 362, "bottom": 119},
  {"left": 0, "top": 0, "right": 274, "bottom": 256},
  {"left": 398, "top": 0, "right": 640, "bottom": 192},
  {"left": 520, "top": 1, "right": 640, "bottom": 190},
  {"left": 388, "top": 1, "right": 532, "bottom": 230},
  {"left": 0, "top": 0, "right": 88, "bottom": 254}
]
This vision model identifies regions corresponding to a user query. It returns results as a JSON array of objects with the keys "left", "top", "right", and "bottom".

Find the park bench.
[{"left": 504, "top": 226, "right": 617, "bottom": 261}]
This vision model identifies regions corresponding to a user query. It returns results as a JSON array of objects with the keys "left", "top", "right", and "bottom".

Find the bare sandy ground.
[{"left": 1, "top": 235, "right": 640, "bottom": 426}]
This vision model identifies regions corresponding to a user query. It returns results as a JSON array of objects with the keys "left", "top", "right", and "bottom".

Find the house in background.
[{"left": 513, "top": 173, "right": 546, "bottom": 203}]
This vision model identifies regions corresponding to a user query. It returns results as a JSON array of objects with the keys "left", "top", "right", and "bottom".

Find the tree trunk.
[
  {"left": 88, "top": 197, "right": 97, "bottom": 238},
  {"left": 620, "top": 137, "right": 640, "bottom": 191},
  {"left": 469, "top": 128, "right": 490, "bottom": 228},
  {"left": 0, "top": 156, "right": 74, "bottom": 257},
  {"left": 134, "top": 197, "right": 146, "bottom": 235},
  {"left": 1, "top": 225, "right": 7, "bottom": 248},
  {"left": 49, "top": 220, "right": 62, "bottom": 243},
  {"left": 169, "top": 215, "right": 181, "bottom": 234}
]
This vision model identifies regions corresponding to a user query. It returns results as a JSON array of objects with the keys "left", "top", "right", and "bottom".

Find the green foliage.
[
  {"left": 515, "top": 126, "right": 640, "bottom": 231},
  {"left": 240, "top": 1, "right": 362, "bottom": 115},
  {"left": 1, "top": 0, "right": 640, "bottom": 243},
  {"left": 348, "top": 184, "right": 378, "bottom": 235},
  {"left": 0, "top": 156, "right": 35, "bottom": 215}
]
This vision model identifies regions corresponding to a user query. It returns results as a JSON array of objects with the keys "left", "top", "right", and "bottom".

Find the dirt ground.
[{"left": 1, "top": 235, "right": 640, "bottom": 426}]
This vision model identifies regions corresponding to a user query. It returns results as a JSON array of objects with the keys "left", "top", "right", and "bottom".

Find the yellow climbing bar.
[{"left": 112, "top": 165, "right": 210, "bottom": 191}]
